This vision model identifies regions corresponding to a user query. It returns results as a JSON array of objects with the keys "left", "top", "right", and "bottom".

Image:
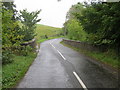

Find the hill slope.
[{"left": 35, "top": 24, "right": 62, "bottom": 42}]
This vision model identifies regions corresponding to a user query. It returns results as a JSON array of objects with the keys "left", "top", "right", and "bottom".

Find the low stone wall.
[
  {"left": 21, "top": 39, "right": 36, "bottom": 48},
  {"left": 63, "top": 39, "right": 106, "bottom": 52}
]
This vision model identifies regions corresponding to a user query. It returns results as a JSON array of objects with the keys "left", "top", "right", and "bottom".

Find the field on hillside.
[
  {"left": 18, "top": 23, "right": 62, "bottom": 43},
  {"left": 35, "top": 24, "right": 62, "bottom": 42}
]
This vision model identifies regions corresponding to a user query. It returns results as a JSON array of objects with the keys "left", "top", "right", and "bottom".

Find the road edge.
[{"left": 60, "top": 39, "right": 119, "bottom": 80}]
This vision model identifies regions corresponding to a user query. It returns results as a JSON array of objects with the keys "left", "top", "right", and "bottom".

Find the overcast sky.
[{"left": 14, "top": 0, "right": 85, "bottom": 28}]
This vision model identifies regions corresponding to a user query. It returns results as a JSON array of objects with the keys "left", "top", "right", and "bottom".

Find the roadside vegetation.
[
  {"left": 2, "top": 1, "right": 63, "bottom": 88},
  {"left": 61, "top": 41, "right": 119, "bottom": 69},
  {"left": 2, "top": 52, "right": 36, "bottom": 88},
  {"left": 63, "top": 2, "right": 120, "bottom": 69},
  {"left": 2, "top": 2, "right": 40, "bottom": 88},
  {"left": 2, "top": 1, "right": 119, "bottom": 88}
]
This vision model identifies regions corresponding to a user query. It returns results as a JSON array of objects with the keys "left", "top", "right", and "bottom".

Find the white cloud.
[{"left": 14, "top": 0, "right": 84, "bottom": 28}]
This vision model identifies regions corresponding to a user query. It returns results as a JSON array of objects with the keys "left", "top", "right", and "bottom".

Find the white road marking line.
[
  {"left": 73, "top": 71, "right": 88, "bottom": 90},
  {"left": 50, "top": 42, "right": 66, "bottom": 60},
  {"left": 57, "top": 50, "right": 66, "bottom": 60},
  {"left": 50, "top": 43, "right": 56, "bottom": 48},
  {"left": 51, "top": 44, "right": 56, "bottom": 48}
]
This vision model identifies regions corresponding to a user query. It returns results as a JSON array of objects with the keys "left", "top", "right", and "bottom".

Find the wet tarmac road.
[{"left": 17, "top": 38, "right": 118, "bottom": 88}]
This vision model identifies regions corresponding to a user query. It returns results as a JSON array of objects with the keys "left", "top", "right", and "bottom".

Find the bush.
[
  {"left": 19, "top": 46, "right": 33, "bottom": 56},
  {"left": 65, "top": 19, "right": 87, "bottom": 41},
  {"left": 2, "top": 49, "right": 14, "bottom": 65},
  {"left": 2, "top": 45, "right": 33, "bottom": 65}
]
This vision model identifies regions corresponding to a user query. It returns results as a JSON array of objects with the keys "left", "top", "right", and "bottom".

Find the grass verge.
[
  {"left": 60, "top": 41, "right": 119, "bottom": 69},
  {"left": 2, "top": 52, "right": 37, "bottom": 88},
  {"left": 36, "top": 36, "right": 64, "bottom": 44}
]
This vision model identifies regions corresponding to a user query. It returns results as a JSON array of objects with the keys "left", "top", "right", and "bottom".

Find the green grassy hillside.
[
  {"left": 18, "top": 22, "right": 62, "bottom": 43},
  {"left": 35, "top": 24, "right": 62, "bottom": 43}
]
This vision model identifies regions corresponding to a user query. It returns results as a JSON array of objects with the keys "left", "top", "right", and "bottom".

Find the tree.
[
  {"left": 19, "top": 9, "right": 41, "bottom": 41},
  {"left": 2, "top": 2, "right": 18, "bottom": 21},
  {"left": 64, "top": 19, "right": 87, "bottom": 41},
  {"left": 63, "top": 3, "right": 87, "bottom": 41},
  {"left": 64, "top": 2, "right": 120, "bottom": 47},
  {"left": 84, "top": 2, "right": 120, "bottom": 47},
  {"left": 66, "top": 3, "right": 84, "bottom": 20},
  {"left": 64, "top": 1, "right": 120, "bottom": 55},
  {"left": 2, "top": 2, "right": 23, "bottom": 64}
]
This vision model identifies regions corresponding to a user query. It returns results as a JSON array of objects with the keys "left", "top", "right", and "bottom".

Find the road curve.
[{"left": 17, "top": 38, "right": 118, "bottom": 88}]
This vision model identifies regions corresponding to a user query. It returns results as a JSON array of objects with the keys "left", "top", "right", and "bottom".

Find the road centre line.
[
  {"left": 73, "top": 71, "right": 88, "bottom": 90},
  {"left": 50, "top": 42, "right": 87, "bottom": 89},
  {"left": 50, "top": 43, "right": 66, "bottom": 60},
  {"left": 57, "top": 50, "right": 66, "bottom": 60},
  {"left": 50, "top": 43, "right": 56, "bottom": 48}
]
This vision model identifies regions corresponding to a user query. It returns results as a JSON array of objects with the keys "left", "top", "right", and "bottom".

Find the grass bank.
[
  {"left": 2, "top": 52, "right": 37, "bottom": 88},
  {"left": 35, "top": 24, "right": 62, "bottom": 41},
  {"left": 61, "top": 41, "right": 119, "bottom": 69},
  {"left": 35, "top": 24, "right": 61, "bottom": 38},
  {"left": 35, "top": 24, "right": 63, "bottom": 45}
]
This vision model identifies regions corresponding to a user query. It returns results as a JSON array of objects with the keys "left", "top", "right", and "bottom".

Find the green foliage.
[
  {"left": 2, "top": 2, "right": 23, "bottom": 64},
  {"left": 2, "top": 9, "right": 23, "bottom": 48},
  {"left": 77, "top": 2, "right": 120, "bottom": 46},
  {"left": 2, "top": 2, "right": 18, "bottom": 21},
  {"left": 19, "top": 9, "right": 41, "bottom": 41},
  {"left": 63, "top": 2, "right": 120, "bottom": 68},
  {"left": 64, "top": 2, "right": 120, "bottom": 54},
  {"left": 2, "top": 2, "right": 38, "bottom": 88},
  {"left": 2, "top": 52, "right": 37, "bottom": 88},
  {"left": 2, "top": 50, "right": 14, "bottom": 64},
  {"left": 66, "top": 3, "right": 84, "bottom": 20},
  {"left": 19, "top": 46, "right": 33, "bottom": 56},
  {"left": 65, "top": 19, "right": 86, "bottom": 41},
  {"left": 2, "top": 2, "right": 40, "bottom": 65}
]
